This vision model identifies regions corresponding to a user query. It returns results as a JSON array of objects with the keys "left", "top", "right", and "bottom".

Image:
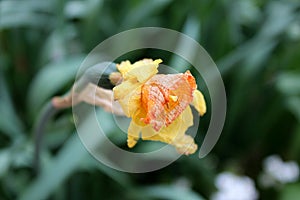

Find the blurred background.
[{"left": 1, "top": 0, "right": 300, "bottom": 199}]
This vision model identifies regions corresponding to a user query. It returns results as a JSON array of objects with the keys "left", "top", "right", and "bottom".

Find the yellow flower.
[{"left": 113, "top": 59, "right": 206, "bottom": 155}]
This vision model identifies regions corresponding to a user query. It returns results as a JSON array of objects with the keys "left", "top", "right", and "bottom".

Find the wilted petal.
[
  {"left": 113, "top": 59, "right": 206, "bottom": 155},
  {"left": 113, "top": 80, "right": 142, "bottom": 117},
  {"left": 170, "top": 106, "right": 197, "bottom": 154},
  {"left": 113, "top": 79, "right": 141, "bottom": 100},
  {"left": 52, "top": 83, "right": 125, "bottom": 115},
  {"left": 116, "top": 60, "right": 132, "bottom": 76},
  {"left": 141, "top": 71, "right": 196, "bottom": 131},
  {"left": 117, "top": 59, "right": 162, "bottom": 81},
  {"left": 140, "top": 106, "right": 197, "bottom": 155},
  {"left": 191, "top": 89, "right": 206, "bottom": 116},
  {"left": 125, "top": 61, "right": 159, "bottom": 82},
  {"left": 127, "top": 120, "right": 142, "bottom": 148},
  {"left": 174, "top": 135, "right": 197, "bottom": 155}
]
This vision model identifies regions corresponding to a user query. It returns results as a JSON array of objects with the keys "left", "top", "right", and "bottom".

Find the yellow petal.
[
  {"left": 173, "top": 135, "right": 198, "bottom": 155},
  {"left": 141, "top": 109, "right": 182, "bottom": 142},
  {"left": 125, "top": 62, "right": 159, "bottom": 82},
  {"left": 114, "top": 59, "right": 163, "bottom": 118},
  {"left": 117, "top": 59, "right": 162, "bottom": 81},
  {"left": 171, "top": 106, "right": 197, "bottom": 155},
  {"left": 141, "top": 113, "right": 182, "bottom": 142},
  {"left": 132, "top": 107, "right": 147, "bottom": 126},
  {"left": 127, "top": 120, "right": 142, "bottom": 148},
  {"left": 116, "top": 60, "right": 132, "bottom": 76},
  {"left": 113, "top": 79, "right": 140, "bottom": 100},
  {"left": 141, "top": 106, "right": 196, "bottom": 155},
  {"left": 191, "top": 89, "right": 206, "bottom": 116},
  {"left": 140, "top": 125, "right": 158, "bottom": 139},
  {"left": 180, "top": 105, "right": 194, "bottom": 128},
  {"left": 113, "top": 80, "right": 142, "bottom": 117},
  {"left": 141, "top": 106, "right": 192, "bottom": 141}
]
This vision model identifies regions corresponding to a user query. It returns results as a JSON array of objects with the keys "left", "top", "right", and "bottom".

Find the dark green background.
[{"left": 1, "top": 0, "right": 300, "bottom": 199}]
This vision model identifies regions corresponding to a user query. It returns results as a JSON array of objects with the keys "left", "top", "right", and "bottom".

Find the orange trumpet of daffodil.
[{"left": 113, "top": 59, "right": 206, "bottom": 155}]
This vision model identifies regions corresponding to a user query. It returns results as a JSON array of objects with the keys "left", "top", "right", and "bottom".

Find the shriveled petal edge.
[
  {"left": 127, "top": 120, "right": 142, "bottom": 148},
  {"left": 191, "top": 89, "right": 206, "bottom": 116}
]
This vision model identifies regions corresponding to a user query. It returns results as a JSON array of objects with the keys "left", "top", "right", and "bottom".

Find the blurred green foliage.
[{"left": 1, "top": 0, "right": 300, "bottom": 199}]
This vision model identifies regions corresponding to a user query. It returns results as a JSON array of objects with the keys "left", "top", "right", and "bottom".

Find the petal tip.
[{"left": 127, "top": 138, "right": 137, "bottom": 148}]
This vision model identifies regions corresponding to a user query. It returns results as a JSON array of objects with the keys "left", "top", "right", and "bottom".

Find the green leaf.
[
  {"left": 0, "top": 12, "right": 53, "bottom": 29},
  {"left": 279, "top": 183, "right": 300, "bottom": 200},
  {"left": 0, "top": 73, "right": 24, "bottom": 139},
  {"left": 218, "top": 1, "right": 296, "bottom": 75},
  {"left": 286, "top": 97, "right": 300, "bottom": 121},
  {"left": 169, "top": 15, "right": 201, "bottom": 72},
  {"left": 19, "top": 109, "right": 130, "bottom": 200},
  {"left": 0, "top": 0, "right": 54, "bottom": 13},
  {"left": 39, "top": 27, "right": 75, "bottom": 65},
  {"left": 139, "top": 184, "right": 205, "bottom": 200},
  {"left": 83, "top": 157, "right": 132, "bottom": 188},
  {"left": 27, "top": 56, "right": 84, "bottom": 117},
  {"left": 288, "top": 124, "right": 300, "bottom": 158},
  {"left": 64, "top": 1, "right": 87, "bottom": 19},
  {"left": 0, "top": 149, "right": 10, "bottom": 178},
  {"left": 277, "top": 73, "right": 300, "bottom": 96},
  {"left": 121, "top": 0, "right": 171, "bottom": 29},
  {"left": 19, "top": 133, "right": 88, "bottom": 200},
  {"left": 0, "top": 0, "right": 55, "bottom": 29}
]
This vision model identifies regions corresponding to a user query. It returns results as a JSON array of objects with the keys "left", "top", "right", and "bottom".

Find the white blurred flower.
[
  {"left": 211, "top": 172, "right": 259, "bottom": 200},
  {"left": 260, "top": 155, "right": 299, "bottom": 187}
]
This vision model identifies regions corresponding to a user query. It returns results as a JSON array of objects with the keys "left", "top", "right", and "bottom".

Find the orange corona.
[{"left": 141, "top": 71, "right": 196, "bottom": 131}]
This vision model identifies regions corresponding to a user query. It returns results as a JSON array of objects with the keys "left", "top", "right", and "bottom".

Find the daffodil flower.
[{"left": 113, "top": 59, "right": 206, "bottom": 155}]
